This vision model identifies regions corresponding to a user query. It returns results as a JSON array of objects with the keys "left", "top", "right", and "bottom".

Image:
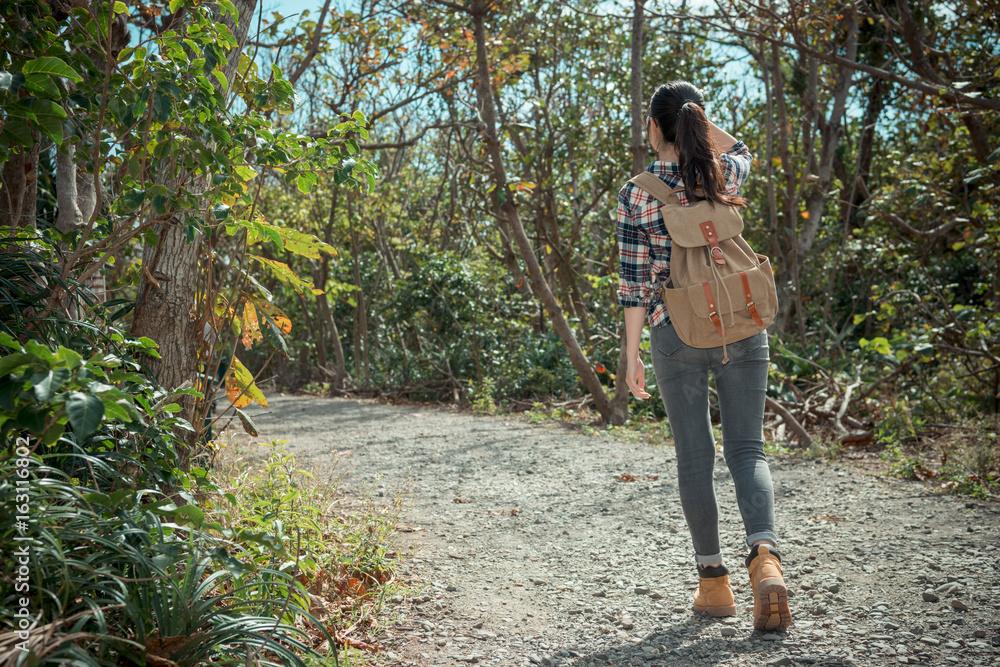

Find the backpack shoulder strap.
[{"left": 628, "top": 172, "right": 684, "bottom": 206}]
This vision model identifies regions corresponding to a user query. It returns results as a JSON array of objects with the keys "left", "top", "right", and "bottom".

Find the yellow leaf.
[
  {"left": 275, "top": 226, "right": 337, "bottom": 260},
  {"left": 233, "top": 165, "right": 258, "bottom": 182},
  {"left": 225, "top": 358, "right": 267, "bottom": 408},
  {"left": 250, "top": 296, "right": 292, "bottom": 334},
  {"left": 251, "top": 255, "right": 323, "bottom": 295},
  {"left": 241, "top": 301, "right": 263, "bottom": 348}
]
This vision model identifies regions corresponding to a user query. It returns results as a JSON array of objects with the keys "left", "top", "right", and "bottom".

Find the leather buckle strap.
[
  {"left": 739, "top": 271, "right": 765, "bottom": 327},
  {"left": 699, "top": 221, "right": 726, "bottom": 266},
  {"left": 701, "top": 281, "right": 725, "bottom": 337}
]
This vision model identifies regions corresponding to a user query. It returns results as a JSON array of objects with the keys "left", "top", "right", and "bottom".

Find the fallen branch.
[
  {"left": 835, "top": 380, "right": 862, "bottom": 434},
  {"left": 765, "top": 396, "right": 813, "bottom": 447}
]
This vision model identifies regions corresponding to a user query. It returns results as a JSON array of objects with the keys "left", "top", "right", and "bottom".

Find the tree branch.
[
  {"left": 765, "top": 396, "right": 813, "bottom": 447},
  {"left": 286, "top": 0, "right": 332, "bottom": 85}
]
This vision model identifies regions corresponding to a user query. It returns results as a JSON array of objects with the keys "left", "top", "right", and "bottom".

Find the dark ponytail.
[{"left": 648, "top": 81, "right": 744, "bottom": 207}]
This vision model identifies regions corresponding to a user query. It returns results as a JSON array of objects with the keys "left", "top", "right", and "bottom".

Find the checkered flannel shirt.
[{"left": 616, "top": 141, "right": 754, "bottom": 329}]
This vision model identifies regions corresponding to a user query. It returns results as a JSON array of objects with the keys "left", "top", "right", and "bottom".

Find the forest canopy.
[{"left": 2, "top": 0, "right": 998, "bottom": 487}]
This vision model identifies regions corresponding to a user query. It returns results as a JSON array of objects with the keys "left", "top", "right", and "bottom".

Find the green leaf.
[
  {"left": 260, "top": 317, "right": 288, "bottom": 356},
  {"left": 334, "top": 157, "right": 357, "bottom": 185},
  {"left": 167, "top": 503, "right": 206, "bottom": 526},
  {"left": 211, "top": 546, "right": 251, "bottom": 576},
  {"left": 120, "top": 189, "right": 146, "bottom": 212},
  {"left": 100, "top": 396, "right": 132, "bottom": 422},
  {"left": 295, "top": 171, "right": 318, "bottom": 193},
  {"left": 41, "top": 421, "right": 65, "bottom": 446},
  {"left": 168, "top": 0, "right": 185, "bottom": 13},
  {"left": 24, "top": 341, "right": 55, "bottom": 363},
  {"left": 0, "top": 331, "right": 20, "bottom": 350},
  {"left": 212, "top": 203, "right": 232, "bottom": 220},
  {"left": 152, "top": 91, "right": 172, "bottom": 121},
  {"left": 22, "top": 57, "right": 83, "bottom": 83},
  {"left": 15, "top": 406, "right": 47, "bottom": 433},
  {"left": 81, "top": 491, "right": 112, "bottom": 508},
  {"left": 22, "top": 72, "right": 61, "bottom": 98},
  {"left": 151, "top": 194, "right": 168, "bottom": 216},
  {"left": 274, "top": 226, "right": 337, "bottom": 259},
  {"left": 66, "top": 391, "right": 105, "bottom": 438},
  {"left": 33, "top": 368, "right": 71, "bottom": 403},
  {"left": 0, "top": 353, "right": 40, "bottom": 378},
  {"left": 55, "top": 347, "right": 83, "bottom": 370},
  {"left": 218, "top": 0, "right": 238, "bottom": 21},
  {"left": 29, "top": 99, "right": 68, "bottom": 146}
]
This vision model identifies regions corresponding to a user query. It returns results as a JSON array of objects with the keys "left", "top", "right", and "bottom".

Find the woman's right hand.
[{"left": 626, "top": 353, "right": 652, "bottom": 400}]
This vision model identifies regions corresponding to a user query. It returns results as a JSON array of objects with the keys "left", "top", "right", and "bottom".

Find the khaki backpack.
[{"left": 628, "top": 172, "right": 778, "bottom": 362}]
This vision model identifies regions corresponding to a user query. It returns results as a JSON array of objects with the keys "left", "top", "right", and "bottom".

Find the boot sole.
[
  {"left": 692, "top": 602, "right": 737, "bottom": 617},
  {"left": 753, "top": 577, "right": 791, "bottom": 631}
]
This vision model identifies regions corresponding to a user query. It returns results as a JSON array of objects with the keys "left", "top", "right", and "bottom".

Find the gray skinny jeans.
[{"left": 650, "top": 324, "right": 778, "bottom": 566}]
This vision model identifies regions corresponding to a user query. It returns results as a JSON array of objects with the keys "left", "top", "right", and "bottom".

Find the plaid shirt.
[{"left": 616, "top": 141, "right": 753, "bottom": 328}]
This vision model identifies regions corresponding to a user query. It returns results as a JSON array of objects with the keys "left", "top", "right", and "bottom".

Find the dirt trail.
[{"left": 240, "top": 395, "right": 1000, "bottom": 667}]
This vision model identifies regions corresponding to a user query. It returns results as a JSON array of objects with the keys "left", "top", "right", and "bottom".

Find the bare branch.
[
  {"left": 286, "top": 0, "right": 332, "bottom": 85},
  {"left": 765, "top": 396, "right": 813, "bottom": 447}
]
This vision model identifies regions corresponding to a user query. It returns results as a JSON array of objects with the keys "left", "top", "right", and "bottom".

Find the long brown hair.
[{"left": 648, "top": 81, "right": 744, "bottom": 207}]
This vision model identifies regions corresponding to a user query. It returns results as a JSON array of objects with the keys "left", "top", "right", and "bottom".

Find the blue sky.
[{"left": 259, "top": 0, "right": 323, "bottom": 22}]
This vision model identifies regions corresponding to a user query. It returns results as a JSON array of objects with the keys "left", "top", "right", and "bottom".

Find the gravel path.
[{"left": 240, "top": 395, "right": 1000, "bottom": 667}]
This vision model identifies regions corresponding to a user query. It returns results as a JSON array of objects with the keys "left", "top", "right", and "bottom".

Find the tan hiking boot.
[
  {"left": 746, "top": 545, "right": 792, "bottom": 631},
  {"left": 692, "top": 564, "right": 736, "bottom": 617}
]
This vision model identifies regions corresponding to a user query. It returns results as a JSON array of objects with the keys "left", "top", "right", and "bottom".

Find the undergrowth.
[{"left": 208, "top": 437, "right": 408, "bottom": 658}]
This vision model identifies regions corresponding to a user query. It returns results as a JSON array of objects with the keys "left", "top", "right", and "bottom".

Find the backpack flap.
[
  {"left": 661, "top": 256, "right": 777, "bottom": 349},
  {"left": 684, "top": 263, "right": 776, "bottom": 322},
  {"left": 659, "top": 202, "right": 744, "bottom": 249}
]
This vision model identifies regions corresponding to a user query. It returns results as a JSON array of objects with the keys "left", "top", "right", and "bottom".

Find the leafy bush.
[{"left": 0, "top": 334, "right": 339, "bottom": 665}]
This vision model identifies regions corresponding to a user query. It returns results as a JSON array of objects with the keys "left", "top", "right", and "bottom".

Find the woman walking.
[{"left": 616, "top": 81, "right": 792, "bottom": 631}]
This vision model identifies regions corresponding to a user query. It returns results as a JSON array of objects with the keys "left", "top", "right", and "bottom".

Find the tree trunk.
[
  {"left": 130, "top": 0, "right": 257, "bottom": 469},
  {"left": 321, "top": 188, "right": 349, "bottom": 390},
  {"left": 470, "top": 0, "right": 615, "bottom": 423},
  {"left": 797, "top": 16, "right": 858, "bottom": 255},
  {"left": 0, "top": 137, "right": 40, "bottom": 231},
  {"left": 347, "top": 188, "right": 369, "bottom": 387},
  {"left": 769, "top": 41, "right": 797, "bottom": 336},
  {"left": 610, "top": 0, "right": 647, "bottom": 424}
]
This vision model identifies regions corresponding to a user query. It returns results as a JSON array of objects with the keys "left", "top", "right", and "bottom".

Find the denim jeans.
[{"left": 650, "top": 324, "right": 777, "bottom": 566}]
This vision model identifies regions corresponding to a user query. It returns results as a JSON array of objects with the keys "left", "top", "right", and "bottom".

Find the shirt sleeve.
[
  {"left": 616, "top": 186, "right": 653, "bottom": 309},
  {"left": 720, "top": 141, "right": 753, "bottom": 194}
]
